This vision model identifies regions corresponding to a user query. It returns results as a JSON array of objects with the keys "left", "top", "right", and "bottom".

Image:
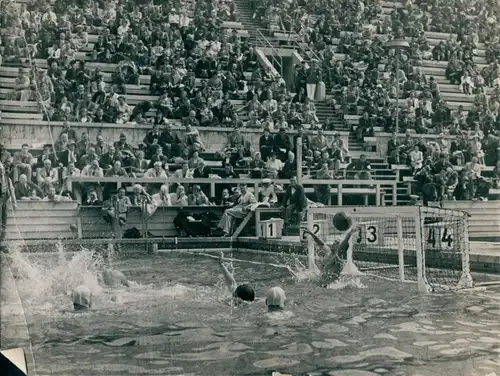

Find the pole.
[
  {"left": 296, "top": 136, "right": 303, "bottom": 184},
  {"left": 394, "top": 51, "right": 400, "bottom": 164},
  {"left": 395, "top": 52, "right": 400, "bottom": 136}
]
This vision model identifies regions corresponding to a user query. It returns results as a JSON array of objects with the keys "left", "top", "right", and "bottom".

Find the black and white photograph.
[{"left": 0, "top": 0, "right": 500, "bottom": 374}]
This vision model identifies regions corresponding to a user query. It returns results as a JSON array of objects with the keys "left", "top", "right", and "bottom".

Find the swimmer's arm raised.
[
  {"left": 218, "top": 253, "right": 237, "bottom": 293},
  {"left": 336, "top": 222, "right": 359, "bottom": 258},
  {"left": 302, "top": 228, "right": 331, "bottom": 254}
]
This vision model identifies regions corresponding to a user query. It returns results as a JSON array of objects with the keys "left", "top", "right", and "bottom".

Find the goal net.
[{"left": 305, "top": 206, "right": 473, "bottom": 292}]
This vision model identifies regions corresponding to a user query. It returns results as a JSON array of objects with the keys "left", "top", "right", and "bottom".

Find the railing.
[
  {"left": 256, "top": 29, "right": 283, "bottom": 76},
  {"left": 67, "top": 177, "right": 398, "bottom": 206}
]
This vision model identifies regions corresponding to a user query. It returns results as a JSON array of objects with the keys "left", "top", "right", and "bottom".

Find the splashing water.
[{"left": 7, "top": 241, "right": 104, "bottom": 306}]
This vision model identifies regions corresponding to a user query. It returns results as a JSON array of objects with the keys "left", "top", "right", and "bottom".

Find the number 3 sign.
[{"left": 356, "top": 224, "right": 379, "bottom": 245}]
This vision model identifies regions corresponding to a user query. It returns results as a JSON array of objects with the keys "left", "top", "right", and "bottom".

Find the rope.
[
  {"left": 167, "top": 249, "right": 291, "bottom": 269},
  {"left": 10, "top": 2, "right": 60, "bottom": 156}
]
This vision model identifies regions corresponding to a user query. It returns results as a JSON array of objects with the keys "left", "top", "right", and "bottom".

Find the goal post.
[{"left": 306, "top": 206, "right": 473, "bottom": 292}]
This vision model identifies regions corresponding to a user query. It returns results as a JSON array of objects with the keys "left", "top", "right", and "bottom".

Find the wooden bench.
[{"left": 0, "top": 100, "right": 39, "bottom": 112}]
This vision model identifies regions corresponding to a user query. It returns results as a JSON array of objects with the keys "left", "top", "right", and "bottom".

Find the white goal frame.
[{"left": 306, "top": 206, "right": 473, "bottom": 293}]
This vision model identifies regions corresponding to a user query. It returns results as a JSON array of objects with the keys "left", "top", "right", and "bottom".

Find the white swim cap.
[
  {"left": 265, "top": 287, "right": 286, "bottom": 308},
  {"left": 71, "top": 285, "right": 92, "bottom": 309}
]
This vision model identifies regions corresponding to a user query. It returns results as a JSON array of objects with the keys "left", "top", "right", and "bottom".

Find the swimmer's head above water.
[
  {"left": 265, "top": 286, "right": 286, "bottom": 311},
  {"left": 233, "top": 284, "right": 255, "bottom": 303},
  {"left": 71, "top": 285, "right": 92, "bottom": 311}
]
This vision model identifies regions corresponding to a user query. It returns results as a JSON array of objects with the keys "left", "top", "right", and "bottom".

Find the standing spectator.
[
  {"left": 306, "top": 60, "right": 322, "bottom": 100},
  {"left": 0, "top": 163, "right": 16, "bottom": 244},
  {"left": 259, "top": 128, "right": 275, "bottom": 162},
  {"left": 281, "top": 176, "right": 307, "bottom": 226}
]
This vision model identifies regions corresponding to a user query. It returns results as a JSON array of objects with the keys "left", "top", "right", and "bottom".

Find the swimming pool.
[{"left": 2, "top": 249, "right": 500, "bottom": 376}]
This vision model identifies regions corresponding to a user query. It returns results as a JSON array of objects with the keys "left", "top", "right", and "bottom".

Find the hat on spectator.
[
  {"left": 262, "top": 178, "right": 272, "bottom": 184},
  {"left": 119, "top": 132, "right": 127, "bottom": 139},
  {"left": 68, "top": 141, "right": 76, "bottom": 147}
]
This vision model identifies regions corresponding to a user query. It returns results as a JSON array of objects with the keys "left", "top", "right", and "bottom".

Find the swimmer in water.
[
  {"left": 100, "top": 269, "right": 130, "bottom": 287},
  {"left": 218, "top": 252, "right": 255, "bottom": 306},
  {"left": 265, "top": 286, "right": 286, "bottom": 312},
  {"left": 301, "top": 219, "right": 360, "bottom": 287},
  {"left": 71, "top": 285, "right": 92, "bottom": 311}
]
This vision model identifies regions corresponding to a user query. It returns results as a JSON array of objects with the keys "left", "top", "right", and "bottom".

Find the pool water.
[{"left": 2, "top": 250, "right": 500, "bottom": 376}]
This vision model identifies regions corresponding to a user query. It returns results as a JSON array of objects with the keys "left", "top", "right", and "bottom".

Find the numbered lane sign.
[
  {"left": 356, "top": 224, "right": 379, "bottom": 245},
  {"left": 259, "top": 219, "right": 283, "bottom": 239},
  {"left": 300, "top": 220, "right": 327, "bottom": 242}
]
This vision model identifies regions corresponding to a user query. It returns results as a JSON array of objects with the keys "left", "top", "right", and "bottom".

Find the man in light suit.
[{"left": 37, "top": 159, "right": 59, "bottom": 196}]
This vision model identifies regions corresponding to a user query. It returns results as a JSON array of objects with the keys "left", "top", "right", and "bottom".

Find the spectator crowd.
[{"left": 0, "top": 0, "right": 499, "bottom": 228}]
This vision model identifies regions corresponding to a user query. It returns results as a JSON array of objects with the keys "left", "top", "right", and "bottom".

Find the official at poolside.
[
  {"left": 217, "top": 183, "right": 257, "bottom": 236},
  {"left": 0, "top": 162, "right": 17, "bottom": 244}
]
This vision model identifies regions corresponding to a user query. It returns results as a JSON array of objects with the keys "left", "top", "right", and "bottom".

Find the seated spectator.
[
  {"left": 259, "top": 178, "right": 278, "bottom": 206},
  {"left": 217, "top": 188, "right": 234, "bottom": 206},
  {"left": 160, "top": 124, "right": 182, "bottom": 159},
  {"left": 102, "top": 188, "right": 131, "bottom": 239},
  {"left": 314, "top": 163, "right": 334, "bottom": 205},
  {"left": 217, "top": 183, "right": 257, "bottom": 236},
  {"left": 144, "top": 161, "right": 168, "bottom": 179},
  {"left": 346, "top": 154, "right": 372, "bottom": 181},
  {"left": 410, "top": 145, "right": 424, "bottom": 173},
  {"left": 259, "top": 128, "right": 275, "bottom": 162},
  {"left": 170, "top": 185, "right": 189, "bottom": 206},
  {"left": 14, "top": 174, "right": 43, "bottom": 200},
  {"left": 130, "top": 184, "right": 153, "bottom": 207},
  {"left": 219, "top": 164, "right": 239, "bottom": 179},
  {"left": 184, "top": 124, "right": 205, "bottom": 154},
  {"left": 281, "top": 176, "right": 307, "bottom": 226},
  {"left": 174, "top": 163, "right": 194, "bottom": 179},
  {"left": 81, "top": 160, "right": 104, "bottom": 200},
  {"left": 147, "top": 185, "right": 172, "bottom": 217},
  {"left": 143, "top": 124, "right": 162, "bottom": 159},
  {"left": 273, "top": 127, "right": 291, "bottom": 161},
  {"left": 10, "top": 68, "right": 31, "bottom": 101},
  {"left": 13, "top": 144, "right": 34, "bottom": 182},
  {"left": 37, "top": 144, "right": 58, "bottom": 168},
  {"left": 265, "top": 152, "right": 284, "bottom": 179},
  {"left": 130, "top": 151, "right": 149, "bottom": 175},
  {"left": 311, "top": 129, "right": 329, "bottom": 153},
  {"left": 281, "top": 151, "right": 297, "bottom": 179},
  {"left": 59, "top": 141, "right": 78, "bottom": 167},
  {"left": 188, "top": 185, "right": 211, "bottom": 206},
  {"left": 37, "top": 159, "right": 59, "bottom": 195},
  {"left": 83, "top": 190, "right": 101, "bottom": 206},
  {"left": 99, "top": 145, "right": 122, "bottom": 170},
  {"left": 42, "top": 186, "right": 71, "bottom": 202}
]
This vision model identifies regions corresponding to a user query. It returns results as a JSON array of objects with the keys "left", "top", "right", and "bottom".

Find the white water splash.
[{"left": 7, "top": 242, "right": 104, "bottom": 305}]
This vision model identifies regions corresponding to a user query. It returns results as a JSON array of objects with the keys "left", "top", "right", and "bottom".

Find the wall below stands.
[
  {"left": 0, "top": 121, "right": 349, "bottom": 152},
  {"left": 442, "top": 201, "right": 500, "bottom": 242},
  {"left": 4, "top": 202, "right": 227, "bottom": 242}
]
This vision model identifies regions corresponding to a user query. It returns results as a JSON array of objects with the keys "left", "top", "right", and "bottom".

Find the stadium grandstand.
[{"left": 0, "top": 0, "right": 499, "bottom": 244}]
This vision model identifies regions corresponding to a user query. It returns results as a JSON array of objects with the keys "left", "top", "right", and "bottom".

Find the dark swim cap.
[{"left": 234, "top": 284, "right": 255, "bottom": 302}]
